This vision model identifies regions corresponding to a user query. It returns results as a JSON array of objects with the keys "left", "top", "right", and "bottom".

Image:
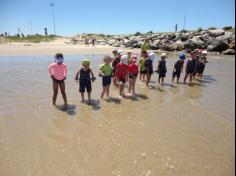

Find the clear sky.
[{"left": 0, "top": 0, "right": 235, "bottom": 36}]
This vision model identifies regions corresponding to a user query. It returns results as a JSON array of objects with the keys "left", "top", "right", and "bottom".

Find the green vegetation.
[
  {"left": 179, "top": 29, "right": 188, "bottom": 33},
  {"left": 197, "top": 27, "right": 203, "bottom": 32},
  {"left": 80, "top": 33, "right": 114, "bottom": 39},
  {"left": 207, "top": 27, "right": 217, "bottom": 30},
  {"left": 6, "top": 34, "right": 57, "bottom": 43},
  {"left": 134, "top": 32, "right": 142, "bottom": 36}
]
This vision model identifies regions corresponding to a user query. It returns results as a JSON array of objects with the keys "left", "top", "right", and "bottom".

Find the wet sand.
[{"left": 0, "top": 55, "right": 235, "bottom": 176}]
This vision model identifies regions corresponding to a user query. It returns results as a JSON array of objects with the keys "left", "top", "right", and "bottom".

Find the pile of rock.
[{"left": 104, "top": 29, "right": 235, "bottom": 55}]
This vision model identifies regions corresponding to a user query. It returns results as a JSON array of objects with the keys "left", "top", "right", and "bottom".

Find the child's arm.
[
  {"left": 75, "top": 70, "right": 80, "bottom": 82},
  {"left": 157, "top": 61, "right": 160, "bottom": 73},
  {"left": 98, "top": 67, "right": 105, "bottom": 77},
  {"left": 64, "top": 65, "right": 67, "bottom": 80},
  {"left": 48, "top": 64, "right": 55, "bottom": 79},
  {"left": 90, "top": 69, "right": 96, "bottom": 82}
]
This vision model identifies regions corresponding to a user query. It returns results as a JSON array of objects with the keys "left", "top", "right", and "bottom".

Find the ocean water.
[{"left": 0, "top": 55, "right": 235, "bottom": 176}]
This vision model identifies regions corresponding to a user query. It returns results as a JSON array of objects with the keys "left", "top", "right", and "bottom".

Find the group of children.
[{"left": 48, "top": 49, "right": 208, "bottom": 109}]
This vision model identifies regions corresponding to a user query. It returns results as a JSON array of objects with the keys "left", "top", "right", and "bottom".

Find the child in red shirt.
[
  {"left": 116, "top": 55, "right": 128, "bottom": 97},
  {"left": 128, "top": 55, "right": 139, "bottom": 96}
]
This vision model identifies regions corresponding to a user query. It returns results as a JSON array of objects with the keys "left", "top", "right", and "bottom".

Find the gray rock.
[
  {"left": 229, "top": 40, "right": 235, "bottom": 50},
  {"left": 113, "top": 42, "right": 121, "bottom": 47},
  {"left": 223, "top": 49, "right": 235, "bottom": 55},
  {"left": 207, "top": 40, "right": 229, "bottom": 52},
  {"left": 161, "top": 43, "right": 175, "bottom": 51},
  {"left": 107, "top": 39, "right": 116, "bottom": 46},
  {"left": 183, "top": 40, "right": 199, "bottom": 50},
  {"left": 208, "top": 29, "right": 225, "bottom": 37},
  {"left": 190, "top": 36, "right": 205, "bottom": 47},
  {"left": 170, "top": 40, "right": 185, "bottom": 51}
]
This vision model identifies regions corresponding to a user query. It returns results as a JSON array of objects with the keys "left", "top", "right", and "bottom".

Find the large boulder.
[
  {"left": 207, "top": 41, "right": 229, "bottom": 52},
  {"left": 190, "top": 36, "right": 205, "bottom": 48},
  {"left": 183, "top": 40, "right": 199, "bottom": 50},
  {"left": 223, "top": 49, "right": 235, "bottom": 55},
  {"left": 229, "top": 40, "right": 235, "bottom": 50},
  {"left": 107, "top": 39, "right": 116, "bottom": 46},
  {"left": 113, "top": 42, "right": 121, "bottom": 47},
  {"left": 149, "top": 44, "right": 160, "bottom": 50},
  {"left": 133, "top": 42, "right": 142, "bottom": 48},
  {"left": 170, "top": 40, "right": 185, "bottom": 51},
  {"left": 208, "top": 29, "right": 225, "bottom": 37},
  {"left": 181, "top": 33, "right": 190, "bottom": 42},
  {"left": 161, "top": 43, "right": 175, "bottom": 51}
]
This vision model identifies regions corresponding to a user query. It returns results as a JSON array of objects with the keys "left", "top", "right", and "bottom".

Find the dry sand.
[{"left": 0, "top": 38, "right": 140, "bottom": 56}]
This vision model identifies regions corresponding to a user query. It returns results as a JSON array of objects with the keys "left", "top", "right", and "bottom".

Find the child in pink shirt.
[{"left": 48, "top": 53, "right": 68, "bottom": 109}]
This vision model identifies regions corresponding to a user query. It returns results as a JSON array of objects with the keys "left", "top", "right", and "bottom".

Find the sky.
[{"left": 0, "top": 0, "right": 235, "bottom": 36}]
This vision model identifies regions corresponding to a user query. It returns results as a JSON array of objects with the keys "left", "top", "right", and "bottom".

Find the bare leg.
[
  {"left": 184, "top": 73, "right": 189, "bottom": 84},
  {"left": 189, "top": 74, "right": 193, "bottom": 83},
  {"left": 146, "top": 74, "right": 151, "bottom": 87},
  {"left": 119, "top": 84, "right": 124, "bottom": 96},
  {"left": 101, "top": 87, "right": 106, "bottom": 99},
  {"left": 128, "top": 79, "right": 132, "bottom": 94},
  {"left": 162, "top": 77, "right": 165, "bottom": 85},
  {"left": 177, "top": 77, "right": 180, "bottom": 84},
  {"left": 52, "top": 80, "right": 58, "bottom": 106},
  {"left": 59, "top": 82, "right": 67, "bottom": 109},
  {"left": 132, "top": 78, "right": 137, "bottom": 95},
  {"left": 88, "top": 92, "right": 91, "bottom": 102},
  {"left": 81, "top": 92, "right": 85, "bottom": 102},
  {"left": 106, "top": 86, "right": 110, "bottom": 98}
]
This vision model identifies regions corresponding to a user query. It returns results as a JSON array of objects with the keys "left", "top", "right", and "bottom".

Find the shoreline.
[{"left": 0, "top": 40, "right": 230, "bottom": 57}]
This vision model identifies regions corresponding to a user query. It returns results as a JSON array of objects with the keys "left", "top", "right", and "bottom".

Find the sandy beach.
[
  {"left": 0, "top": 45, "right": 235, "bottom": 176},
  {"left": 0, "top": 39, "right": 141, "bottom": 56}
]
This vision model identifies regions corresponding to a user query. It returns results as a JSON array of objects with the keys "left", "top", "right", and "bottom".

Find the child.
[
  {"left": 139, "top": 51, "right": 148, "bottom": 81},
  {"left": 172, "top": 53, "right": 185, "bottom": 83},
  {"left": 99, "top": 55, "right": 113, "bottom": 99},
  {"left": 157, "top": 53, "right": 167, "bottom": 85},
  {"left": 48, "top": 53, "right": 68, "bottom": 109},
  {"left": 197, "top": 50, "right": 208, "bottom": 79},
  {"left": 75, "top": 59, "right": 96, "bottom": 103},
  {"left": 128, "top": 55, "right": 139, "bottom": 96},
  {"left": 184, "top": 51, "right": 195, "bottom": 84},
  {"left": 145, "top": 52, "right": 155, "bottom": 87},
  {"left": 112, "top": 50, "right": 123, "bottom": 86},
  {"left": 112, "top": 50, "right": 118, "bottom": 60},
  {"left": 116, "top": 55, "right": 128, "bottom": 97}
]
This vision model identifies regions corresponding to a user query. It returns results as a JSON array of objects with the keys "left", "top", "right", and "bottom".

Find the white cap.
[
  {"left": 148, "top": 52, "right": 156, "bottom": 61},
  {"left": 117, "top": 49, "right": 124, "bottom": 54},
  {"left": 121, "top": 54, "right": 129, "bottom": 65},
  {"left": 202, "top": 50, "right": 208, "bottom": 55},
  {"left": 161, "top": 53, "right": 167, "bottom": 58}
]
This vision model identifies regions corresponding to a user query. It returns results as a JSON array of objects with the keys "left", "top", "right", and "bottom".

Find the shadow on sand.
[
  {"left": 85, "top": 99, "right": 101, "bottom": 111},
  {"left": 106, "top": 97, "right": 121, "bottom": 104},
  {"left": 56, "top": 104, "right": 76, "bottom": 116}
]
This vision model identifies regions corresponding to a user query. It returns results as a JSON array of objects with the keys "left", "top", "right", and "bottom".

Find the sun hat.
[
  {"left": 121, "top": 54, "right": 128, "bottom": 61},
  {"left": 161, "top": 53, "right": 167, "bottom": 58},
  {"left": 179, "top": 53, "right": 186, "bottom": 60},
  {"left": 148, "top": 52, "right": 156, "bottom": 61},
  {"left": 54, "top": 56, "right": 64, "bottom": 63},
  {"left": 82, "top": 59, "right": 91, "bottom": 65},
  {"left": 117, "top": 49, "right": 124, "bottom": 54}
]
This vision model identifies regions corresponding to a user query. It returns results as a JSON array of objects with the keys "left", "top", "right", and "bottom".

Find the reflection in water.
[{"left": 0, "top": 55, "right": 235, "bottom": 176}]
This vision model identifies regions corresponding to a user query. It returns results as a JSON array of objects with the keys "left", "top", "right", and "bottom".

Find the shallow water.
[{"left": 0, "top": 55, "right": 235, "bottom": 176}]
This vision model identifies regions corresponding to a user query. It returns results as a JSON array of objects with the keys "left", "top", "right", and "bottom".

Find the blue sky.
[{"left": 0, "top": 0, "right": 235, "bottom": 36}]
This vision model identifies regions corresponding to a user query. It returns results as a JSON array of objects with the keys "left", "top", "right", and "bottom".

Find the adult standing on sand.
[{"left": 141, "top": 39, "right": 151, "bottom": 57}]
